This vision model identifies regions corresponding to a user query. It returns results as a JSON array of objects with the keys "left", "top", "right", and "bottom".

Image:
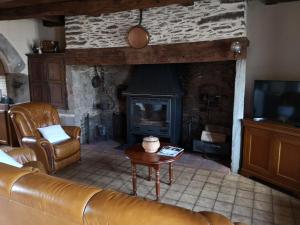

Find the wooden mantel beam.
[
  {"left": 0, "top": 0, "right": 193, "bottom": 20},
  {"left": 65, "top": 37, "right": 249, "bottom": 66}
]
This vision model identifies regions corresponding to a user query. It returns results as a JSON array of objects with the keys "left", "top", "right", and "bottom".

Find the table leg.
[
  {"left": 148, "top": 167, "right": 152, "bottom": 181},
  {"left": 131, "top": 162, "right": 137, "bottom": 196},
  {"left": 155, "top": 166, "right": 160, "bottom": 201},
  {"left": 169, "top": 163, "right": 173, "bottom": 185}
]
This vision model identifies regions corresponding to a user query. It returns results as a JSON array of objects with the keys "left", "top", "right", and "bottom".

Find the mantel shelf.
[{"left": 65, "top": 37, "right": 249, "bottom": 66}]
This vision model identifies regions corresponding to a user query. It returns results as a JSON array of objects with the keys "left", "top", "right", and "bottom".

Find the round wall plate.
[{"left": 127, "top": 25, "right": 150, "bottom": 49}]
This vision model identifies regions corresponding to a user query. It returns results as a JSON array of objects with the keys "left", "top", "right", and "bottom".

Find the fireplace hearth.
[{"left": 123, "top": 64, "right": 183, "bottom": 145}]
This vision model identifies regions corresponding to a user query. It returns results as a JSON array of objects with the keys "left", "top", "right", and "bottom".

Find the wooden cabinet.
[
  {"left": 0, "top": 104, "right": 18, "bottom": 146},
  {"left": 242, "top": 119, "right": 300, "bottom": 196},
  {"left": 28, "top": 54, "right": 67, "bottom": 109}
]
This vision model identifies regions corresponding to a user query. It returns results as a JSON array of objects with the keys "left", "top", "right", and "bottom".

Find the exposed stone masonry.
[
  {"left": 65, "top": 63, "right": 235, "bottom": 145},
  {"left": 64, "top": 65, "right": 131, "bottom": 142},
  {"left": 65, "top": 0, "right": 246, "bottom": 48}
]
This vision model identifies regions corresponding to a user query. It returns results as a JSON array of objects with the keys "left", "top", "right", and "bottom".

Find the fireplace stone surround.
[
  {"left": 61, "top": 60, "right": 245, "bottom": 173},
  {"left": 61, "top": 0, "right": 247, "bottom": 172}
]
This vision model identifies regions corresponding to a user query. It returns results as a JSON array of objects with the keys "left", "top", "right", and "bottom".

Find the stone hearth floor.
[{"left": 29, "top": 141, "right": 300, "bottom": 225}]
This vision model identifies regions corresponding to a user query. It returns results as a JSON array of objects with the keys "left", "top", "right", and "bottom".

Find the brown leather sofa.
[
  {"left": 0, "top": 163, "right": 245, "bottom": 225},
  {"left": 8, "top": 102, "right": 81, "bottom": 174},
  {"left": 4, "top": 147, "right": 46, "bottom": 173}
]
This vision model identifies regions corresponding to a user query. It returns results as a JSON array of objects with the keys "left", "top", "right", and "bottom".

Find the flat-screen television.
[{"left": 253, "top": 80, "right": 300, "bottom": 126}]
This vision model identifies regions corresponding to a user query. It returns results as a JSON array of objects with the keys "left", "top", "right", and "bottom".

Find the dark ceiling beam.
[
  {"left": 0, "top": 0, "right": 194, "bottom": 20},
  {"left": 262, "top": 0, "right": 299, "bottom": 4},
  {"left": 0, "top": 0, "right": 69, "bottom": 9},
  {"left": 65, "top": 37, "right": 249, "bottom": 66},
  {"left": 42, "top": 16, "right": 65, "bottom": 27}
]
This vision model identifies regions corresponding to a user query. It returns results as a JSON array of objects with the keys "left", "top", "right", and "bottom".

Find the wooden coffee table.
[{"left": 125, "top": 143, "right": 183, "bottom": 201}]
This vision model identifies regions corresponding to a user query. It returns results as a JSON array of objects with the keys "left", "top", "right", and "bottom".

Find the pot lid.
[{"left": 143, "top": 136, "right": 159, "bottom": 142}]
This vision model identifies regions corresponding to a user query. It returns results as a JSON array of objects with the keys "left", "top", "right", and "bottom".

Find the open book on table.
[{"left": 157, "top": 146, "right": 184, "bottom": 157}]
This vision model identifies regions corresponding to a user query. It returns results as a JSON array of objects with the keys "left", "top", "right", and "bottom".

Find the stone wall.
[
  {"left": 65, "top": 0, "right": 246, "bottom": 48},
  {"left": 180, "top": 61, "right": 236, "bottom": 146},
  {"left": 63, "top": 65, "right": 131, "bottom": 143}
]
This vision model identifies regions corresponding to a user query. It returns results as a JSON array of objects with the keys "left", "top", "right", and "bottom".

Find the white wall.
[
  {"left": 0, "top": 19, "right": 65, "bottom": 74},
  {"left": 245, "top": 0, "right": 300, "bottom": 116}
]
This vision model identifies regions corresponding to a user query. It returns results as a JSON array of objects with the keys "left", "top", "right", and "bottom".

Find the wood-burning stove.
[{"left": 123, "top": 64, "right": 183, "bottom": 145}]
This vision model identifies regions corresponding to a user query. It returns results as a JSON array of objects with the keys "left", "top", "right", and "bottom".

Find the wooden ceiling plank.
[
  {"left": 64, "top": 37, "right": 249, "bottom": 66},
  {"left": 0, "top": 0, "right": 194, "bottom": 20},
  {"left": 0, "top": 0, "right": 70, "bottom": 9}
]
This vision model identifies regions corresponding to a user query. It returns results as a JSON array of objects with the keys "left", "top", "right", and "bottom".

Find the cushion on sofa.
[
  {"left": 38, "top": 125, "right": 70, "bottom": 144},
  {"left": 0, "top": 150, "right": 23, "bottom": 168}
]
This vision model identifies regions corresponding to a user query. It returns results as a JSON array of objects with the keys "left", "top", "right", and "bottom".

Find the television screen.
[{"left": 253, "top": 80, "right": 300, "bottom": 125}]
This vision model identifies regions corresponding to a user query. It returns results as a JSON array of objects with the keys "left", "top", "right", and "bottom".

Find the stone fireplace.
[
  {"left": 124, "top": 64, "right": 183, "bottom": 145},
  {"left": 61, "top": 0, "right": 247, "bottom": 172}
]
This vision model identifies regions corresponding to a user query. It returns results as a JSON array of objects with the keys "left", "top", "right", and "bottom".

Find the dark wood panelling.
[
  {"left": 0, "top": 108, "right": 9, "bottom": 145},
  {"left": 0, "top": 0, "right": 68, "bottom": 9},
  {"left": 242, "top": 119, "right": 300, "bottom": 197},
  {"left": 46, "top": 58, "right": 64, "bottom": 81},
  {"left": 0, "top": 0, "right": 193, "bottom": 20},
  {"left": 245, "top": 127, "right": 273, "bottom": 176},
  {"left": 263, "top": 0, "right": 299, "bottom": 5},
  {"left": 48, "top": 83, "right": 67, "bottom": 108},
  {"left": 0, "top": 104, "right": 18, "bottom": 146},
  {"left": 273, "top": 134, "right": 300, "bottom": 186},
  {"left": 28, "top": 54, "right": 67, "bottom": 109},
  {"left": 65, "top": 37, "right": 249, "bottom": 66},
  {"left": 29, "top": 58, "right": 45, "bottom": 81}
]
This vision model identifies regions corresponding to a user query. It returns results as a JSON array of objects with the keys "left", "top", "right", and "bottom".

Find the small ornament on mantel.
[{"left": 142, "top": 136, "right": 160, "bottom": 153}]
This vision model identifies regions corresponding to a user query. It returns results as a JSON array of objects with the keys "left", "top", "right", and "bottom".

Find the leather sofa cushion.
[
  {"left": 0, "top": 163, "right": 36, "bottom": 198},
  {"left": 11, "top": 173, "right": 100, "bottom": 225},
  {"left": 84, "top": 190, "right": 216, "bottom": 225},
  {"left": 54, "top": 139, "right": 80, "bottom": 160}
]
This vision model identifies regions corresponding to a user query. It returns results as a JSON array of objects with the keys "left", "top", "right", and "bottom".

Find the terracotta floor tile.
[
  {"left": 254, "top": 200, "right": 273, "bottom": 213},
  {"left": 233, "top": 205, "right": 252, "bottom": 217},
  {"left": 217, "top": 193, "right": 235, "bottom": 203},
  {"left": 179, "top": 193, "right": 197, "bottom": 204},
  {"left": 196, "top": 197, "right": 215, "bottom": 208},
  {"left": 201, "top": 190, "right": 219, "bottom": 200},
  {"left": 176, "top": 201, "right": 194, "bottom": 210},
  {"left": 237, "top": 190, "right": 254, "bottom": 200},
  {"left": 231, "top": 214, "right": 252, "bottom": 225},
  {"left": 214, "top": 201, "right": 233, "bottom": 212}
]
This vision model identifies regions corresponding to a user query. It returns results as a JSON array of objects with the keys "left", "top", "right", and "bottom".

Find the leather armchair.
[{"left": 8, "top": 102, "right": 81, "bottom": 174}]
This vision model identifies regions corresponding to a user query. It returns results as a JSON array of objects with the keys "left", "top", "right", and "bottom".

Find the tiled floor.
[{"left": 54, "top": 141, "right": 300, "bottom": 225}]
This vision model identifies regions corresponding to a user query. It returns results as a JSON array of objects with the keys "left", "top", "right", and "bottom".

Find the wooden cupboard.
[
  {"left": 27, "top": 53, "right": 67, "bottom": 109},
  {"left": 242, "top": 119, "right": 300, "bottom": 196},
  {"left": 0, "top": 104, "right": 18, "bottom": 146}
]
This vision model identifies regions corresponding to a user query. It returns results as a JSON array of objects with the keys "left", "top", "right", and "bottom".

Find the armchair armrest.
[
  {"left": 21, "top": 136, "right": 55, "bottom": 174},
  {"left": 63, "top": 126, "right": 81, "bottom": 140},
  {"left": 6, "top": 147, "right": 37, "bottom": 165}
]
